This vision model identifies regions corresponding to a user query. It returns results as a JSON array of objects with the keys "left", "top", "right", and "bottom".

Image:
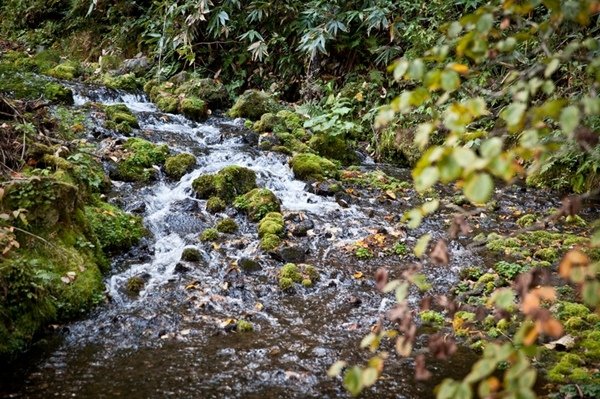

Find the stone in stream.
[
  {"left": 290, "top": 219, "right": 315, "bottom": 237},
  {"left": 306, "top": 179, "right": 342, "bottom": 197},
  {"left": 272, "top": 245, "right": 307, "bottom": 264},
  {"left": 238, "top": 257, "right": 262, "bottom": 272}
]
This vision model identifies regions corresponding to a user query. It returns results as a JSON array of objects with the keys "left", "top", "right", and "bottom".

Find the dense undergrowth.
[{"left": 0, "top": 0, "right": 599, "bottom": 398}]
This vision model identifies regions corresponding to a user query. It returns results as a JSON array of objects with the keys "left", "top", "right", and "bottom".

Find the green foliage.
[
  {"left": 290, "top": 153, "right": 339, "bottom": 181},
  {"left": 200, "top": 228, "right": 219, "bottom": 242},
  {"left": 114, "top": 138, "right": 169, "bottom": 182},
  {"left": 84, "top": 202, "right": 147, "bottom": 253}
]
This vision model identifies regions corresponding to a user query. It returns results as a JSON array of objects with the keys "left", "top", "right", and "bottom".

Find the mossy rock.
[
  {"left": 206, "top": 196, "right": 226, "bottom": 213},
  {"left": 102, "top": 73, "right": 140, "bottom": 91},
  {"left": 84, "top": 202, "right": 147, "bottom": 253},
  {"left": 557, "top": 301, "right": 591, "bottom": 321},
  {"left": 215, "top": 218, "right": 238, "bottom": 233},
  {"left": 420, "top": 310, "right": 445, "bottom": 327},
  {"left": 104, "top": 104, "right": 139, "bottom": 134},
  {"left": 192, "top": 166, "right": 257, "bottom": 203},
  {"left": 46, "top": 61, "right": 80, "bottom": 80},
  {"left": 253, "top": 110, "right": 303, "bottom": 133},
  {"left": 236, "top": 319, "right": 254, "bottom": 332},
  {"left": 229, "top": 90, "right": 281, "bottom": 120},
  {"left": 181, "top": 247, "right": 202, "bottom": 262},
  {"left": 234, "top": 188, "right": 281, "bottom": 222},
  {"left": 179, "top": 96, "right": 208, "bottom": 121},
  {"left": 290, "top": 153, "right": 339, "bottom": 181},
  {"left": 1, "top": 177, "right": 79, "bottom": 227},
  {"left": 113, "top": 138, "right": 169, "bottom": 182},
  {"left": 278, "top": 263, "right": 319, "bottom": 291},
  {"left": 200, "top": 228, "right": 219, "bottom": 242},
  {"left": 258, "top": 212, "right": 285, "bottom": 238},
  {"left": 126, "top": 276, "right": 145, "bottom": 295},
  {"left": 164, "top": 153, "right": 197, "bottom": 179},
  {"left": 308, "top": 133, "right": 358, "bottom": 165},
  {"left": 175, "top": 77, "right": 229, "bottom": 108},
  {"left": 260, "top": 233, "right": 281, "bottom": 251},
  {"left": 156, "top": 94, "right": 179, "bottom": 113}
]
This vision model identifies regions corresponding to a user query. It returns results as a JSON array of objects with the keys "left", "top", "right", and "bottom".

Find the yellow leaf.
[
  {"left": 353, "top": 271, "right": 364, "bottom": 279},
  {"left": 255, "top": 302, "right": 264, "bottom": 311},
  {"left": 449, "top": 63, "right": 469, "bottom": 74},
  {"left": 385, "top": 190, "right": 397, "bottom": 200},
  {"left": 354, "top": 92, "right": 364, "bottom": 102}
]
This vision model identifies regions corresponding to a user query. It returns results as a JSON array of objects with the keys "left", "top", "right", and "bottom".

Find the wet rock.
[
  {"left": 128, "top": 200, "right": 146, "bottom": 214},
  {"left": 174, "top": 262, "right": 190, "bottom": 274},
  {"left": 238, "top": 257, "right": 262, "bottom": 272},
  {"left": 181, "top": 247, "right": 202, "bottom": 262},
  {"left": 348, "top": 295, "right": 362, "bottom": 308},
  {"left": 335, "top": 192, "right": 352, "bottom": 208},
  {"left": 290, "top": 219, "right": 314, "bottom": 237},
  {"left": 119, "top": 55, "right": 150, "bottom": 75},
  {"left": 172, "top": 199, "right": 199, "bottom": 213},
  {"left": 228, "top": 90, "right": 281, "bottom": 120},
  {"left": 274, "top": 245, "right": 307, "bottom": 264},
  {"left": 306, "top": 179, "right": 342, "bottom": 196}
]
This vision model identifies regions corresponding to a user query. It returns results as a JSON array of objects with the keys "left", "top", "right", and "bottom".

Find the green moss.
[
  {"left": 557, "top": 302, "right": 591, "bottom": 321},
  {"left": 156, "top": 95, "right": 179, "bottom": 113},
  {"left": 200, "top": 228, "right": 219, "bottom": 242},
  {"left": 280, "top": 263, "right": 302, "bottom": 282},
  {"left": 564, "top": 316, "right": 585, "bottom": 333},
  {"left": 459, "top": 266, "right": 483, "bottom": 281},
  {"left": 253, "top": 113, "right": 279, "bottom": 132},
  {"left": 279, "top": 277, "right": 294, "bottom": 291},
  {"left": 236, "top": 319, "right": 254, "bottom": 332},
  {"left": 452, "top": 311, "right": 476, "bottom": 336},
  {"left": 420, "top": 310, "right": 445, "bottom": 327},
  {"left": 102, "top": 73, "right": 140, "bottom": 91},
  {"left": 290, "top": 153, "right": 339, "bottom": 181},
  {"left": 181, "top": 247, "right": 202, "bottom": 262},
  {"left": 303, "top": 265, "right": 319, "bottom": 282},
  {"left": 206, "top": 196, "right": 226, "bottom": 213},
  {"left": 46, "top": 61, "right": 79, "bottom": 80},
  {"left": 179, "top": 96, "right": 208, "bottom": 121},
  {"left": 234, "top": 188, "right": 281, "bottom": 222},
  {"left": 228, "top": 89, "right": 281, "bottom": 120},
  {"left": 258, "top": 212, "right": 285, "bottom": 237},
  {"left": 192, "top": 166, "right": 257, "bottom": 203},
  {"left": 215, "top": 218, "right": 238, "bottom": 233},
  {"left": 581, "top": 331, "right": 600, "bottom": 360},
  {"left": 126, "top": 276, "right": 145, "bottom": 295},
  {"left": 494, "top": 261, "right": 529, "bottom": 280},
  {"left": 175, "top": 77, "right": 229, "bottom": 108},
  {"left": 516, "top": 214, "right": 537, "bottom": 227},
  {"left": 308, "top": 133, "right": 357, "bottom": 165},
  {"left": 114, "top": 138, "right": 169, "bottom": 182},
  {"left": 302, "top": 278, "right": 313, "bottom": 287},
  {"left": 84, "top": 202, "right": 147, "bottom": 253},
  {"left": 164, "top": 153, "right": 196, "bottom": 179},
  {"left": 355, "top": 247, "right": 373, "bottom": 259},
  {"left": 104, "top": 104, "right": 139, "bottom": 134},
  {"left": 260, "top": 233, "right": 281, "bottom": 251},
  {"left": 548, "top": 354, "right": 585, "bottom": 383},
  {"left": 534, "top": 247, "right": 559, "bottom": 262}
]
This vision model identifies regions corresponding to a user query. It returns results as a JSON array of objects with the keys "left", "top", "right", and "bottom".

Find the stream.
[{"left": 0, "top": 84, "right": 573, "bottom": 398}]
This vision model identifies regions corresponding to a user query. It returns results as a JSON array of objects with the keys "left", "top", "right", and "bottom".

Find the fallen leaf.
[
  {"left": 385, "top": 190, "right": 397, "bottom": 200},
  {"left": 430, "top": 239, "right": 449, "bottom": 265},
  {"left": 353, "top": 271, "right": 364, "bottom": 279},
  {"left": 559, "top": 250, "right": 590, "bottom": 279}
]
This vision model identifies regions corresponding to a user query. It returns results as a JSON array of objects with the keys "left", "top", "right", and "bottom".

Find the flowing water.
[{"left": 1, "top": 84, "right": 575, "bottom": 398}]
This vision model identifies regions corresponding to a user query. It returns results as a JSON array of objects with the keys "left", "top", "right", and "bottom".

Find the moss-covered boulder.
[
  {"left": 179, "top": 96, "right": 208, "bottom": 121},
  {"left": 45, "top": 60, "right": 81, "bottom": 80},
  {"left": 200, "top": 228, "right": 219, "bottom": 242},
  {"left": 290, "top": 153, "right": 339, "bottom": 181},
  {"left": 229, "top": 90, "right": 281, "bottom": 120},
  {"left": 215, "top": 218, "right": 239, "bottom": 233},
  {"left": 164, "top": 153, "right": 197, "bottom": 179},
  {"left": 206, "top": 196, "right": 226, "bottom": 213},
  {"left": 113, "top": 138, "right": 169, "bottom": 182},
  {"left": 84, "top": 202, "right": 147, "bottom": 253},
  {"left": 156, "top": 95, "right": 178, "bottom": 113},
  {"left": 253, "top": 110, "right": 304, "bottom": 133},
  {"left": 308, "top": 133, "right": 358, "bottom": 165},
  {"left": 104, "top": 104, "right": 139, "bottom": 134},
  {"left": 181, "top": 247, "right": 202, "bottom": 262},
  {"left": 234, "top": 188, "right": 281, "bottom": 222},
  {"left": 260, "top": 233, "right": 281, "bottom": 251},
  {"left": 101, "top": 72, "right": 141, "bottom": 91},
  {"left": 192, "top": 166, "right": 257, "bottom": 203},
  {"left": 258, "top": 212, "right": 285, "bottom": 238},
  {"left": 175, "top": 77, "right": 229, "bottom": 109},
  {"left": 278, "top": 263, "right": 319, "bottom": 291}
]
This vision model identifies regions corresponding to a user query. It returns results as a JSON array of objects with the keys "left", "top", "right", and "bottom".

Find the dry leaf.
[{"left": 430, "top": 239, "right": 449, "bottom": 265}]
